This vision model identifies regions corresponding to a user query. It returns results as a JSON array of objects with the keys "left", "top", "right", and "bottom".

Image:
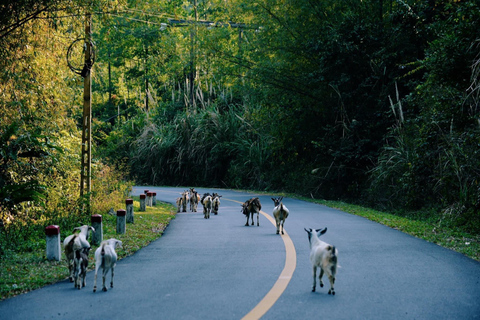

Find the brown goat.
[{"left": 241, "top": 197, "right": 262, "bottom": 226}]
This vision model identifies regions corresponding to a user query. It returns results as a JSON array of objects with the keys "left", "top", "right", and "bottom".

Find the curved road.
[{"left": 1, "top": 186, "right": 479, "bottom": 319}]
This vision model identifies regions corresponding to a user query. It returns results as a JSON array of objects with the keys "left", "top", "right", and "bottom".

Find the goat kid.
[
  {"left": 93, "top": 238, "right": 122, "bottom": 292},
  {"left": 211, "top": 194, "right": 222, "bottom": 215},
  {"left": 63, "top": 225, "right": 94, "bottom": 282},
  {"left": 272, "top": 197, "right": 289, "bottom": 235},
  {"left": 241, "top": 197, "right": 261, "bottom": 226},
  {"left": 73, "top": 247, "right": 91, "bottom": 289},
  {"left": 304, "top": 227, "right": 338, "bottom": 295}
]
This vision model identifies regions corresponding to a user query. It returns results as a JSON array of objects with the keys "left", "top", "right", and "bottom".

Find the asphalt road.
[{"left": 1, "top": 186, "right": 479, "bottom": 319}]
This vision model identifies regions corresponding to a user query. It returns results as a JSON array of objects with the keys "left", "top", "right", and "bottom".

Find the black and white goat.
[
  {"left": 272, "top": 197, "right": 289, "bottom": 235},
  {"left": 63, "top": 225, "right": 94, "bottom": 282},
  {"left": 189, "top": 188, "right": 200, "bottom": 212},
  {"left": 93, "top": 238, "right": 122, "bottom": 292},
  {"left": 241, "top": 197, "right": 262, "bottom": 226},
  {"left": 304, "top": 227, "right": 338, "bottom": 295},
  {"left": 73, "top": 247, "right": 90, "bottom": 289}
]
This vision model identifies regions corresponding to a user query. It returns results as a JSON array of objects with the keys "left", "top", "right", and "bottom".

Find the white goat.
[
  {"left": 63, "top": 225, "right": 94, "bottom": 282},
  {"left": 272, "top": 197, "right": 289, "bottom": 235},
  {"left": 211, "top": 194, "right": 222, "bottom": 215},
  {"left": 93, "top": 238, "right": 122, "bottom": 292},
  {"left": 304, "top": 227, "right": 338, "bottom": 295},
  {"left": 201, "top": 193, "right": 212, "bottom": 219}
]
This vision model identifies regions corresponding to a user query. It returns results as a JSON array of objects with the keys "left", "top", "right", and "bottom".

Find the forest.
[{"left": 1, "top": 0, "right": 480, "bottom": 253}]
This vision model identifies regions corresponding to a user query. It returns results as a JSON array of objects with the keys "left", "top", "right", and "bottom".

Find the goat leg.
[
  {"left": 93, "top": 271, "right": 98, "bottom": 292},
  {"left": 328, "top": 274, "right": 335, "bottom": 295},
  {"left": 312, "top": 266, "right": 317, "bottom": 292},
  {"left": 319, "top": 269, "right": 324, "bottom": 288},
  {"left": 102, "top": 269, "right": 108, "bottom": 291},
  {"left": 110, "top": 268, "right": 115, "bottom": 288}
]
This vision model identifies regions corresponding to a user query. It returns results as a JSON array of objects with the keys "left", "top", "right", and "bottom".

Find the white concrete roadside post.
[
  {"left": 91, "top": 214, "right": 103, "bottom": 245},
  {"left": 45, "top": 225, "right": 61, "bottom": 261},
  {"left": 126, "top": 199, "right": 134, "bottom": 223},
  {"left": 139, "top": 194, "right": 146, "bottom": 212},
  {"left": 147, "top": 192, "right": 153, "bottom": 207},
  {"left": 116, "top": 209, "right": 126, "bottom": 234},
  {"left": 152, "top": 192, "right": 157, "bottom": 206}
]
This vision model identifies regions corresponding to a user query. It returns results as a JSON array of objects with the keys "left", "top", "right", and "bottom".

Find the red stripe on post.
[
  {"left": 153, "top": 192, "right": 157, "bottom": 196},
  {"left": 117, "top": 209, "right": 126, "bottom": 216},
  {"left": 144, "top": 190, "right": 149, "bottom": 194},
  {"left": 91, "top": 214, "right": 102, "bottom": 223},
  {"left": 147, "top": 192, "right": 153, "bottom": 196},
  {"left": 126, "top": 199, "right": 134, "bottom": 205},
  {"left": 45, "top": 225, "right": 60, "bottom": 236},
  {"left": 140, "top": 194, "right": 146, "bottom": 199}
]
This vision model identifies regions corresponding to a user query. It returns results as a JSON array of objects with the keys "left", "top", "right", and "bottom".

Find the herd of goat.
[{"left": 61, "top": 188, "right": 338, "bottom": 296}]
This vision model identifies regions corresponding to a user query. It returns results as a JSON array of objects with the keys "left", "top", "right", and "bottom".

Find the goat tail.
[{"left": 329, "top": 245, "right": 337, "bottom": 263}]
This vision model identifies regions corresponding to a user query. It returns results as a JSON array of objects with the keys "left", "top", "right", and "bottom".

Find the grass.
[
  {"left": 0, "top": 198, "right": 176, "bottom": 300},
  {"left": 306, "top": 198, "right": 480, "bottom": 262}
]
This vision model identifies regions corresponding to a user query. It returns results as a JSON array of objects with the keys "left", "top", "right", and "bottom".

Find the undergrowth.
[{"left": 0, "top": 198, "right": 176, "bottom": 300}]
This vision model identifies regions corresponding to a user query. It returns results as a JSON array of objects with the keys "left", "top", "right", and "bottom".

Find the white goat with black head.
[
  {"left": 63, "top": 225, "right": 94, "bottom": 282},
  {"left": 305, "top": 227, "right": 338, "bottom": 295},
  {"left": 271, "top": 197, "right": 289, "bottom": 235},
  {"left": 93, "top": 238, "right": 122, "bottom": 292}
]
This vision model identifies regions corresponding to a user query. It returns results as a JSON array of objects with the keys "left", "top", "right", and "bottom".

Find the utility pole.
[
  {"left": 80, "top": 13, "right": 92, "bottom": 214},
  {"left": 189, "top": 0, "right": 198, "bottom": 108}
]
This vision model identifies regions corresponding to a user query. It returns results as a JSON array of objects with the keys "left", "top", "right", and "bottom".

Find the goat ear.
[
  {"left": 304, "top": 228, "right": 311, "bottom": 233},
  {"left": 318, "top": 228, "right": 327, "bottom": 236}
]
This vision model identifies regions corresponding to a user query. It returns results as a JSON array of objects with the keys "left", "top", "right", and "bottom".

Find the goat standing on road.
[
  {"left": 201, "top": 193, "right": 212, "bottom": 219},
  {"left": 93, "top": 238, "right": 122, "bottom": 292},
  {"left": 74, "top": 247, "right": 90, "bottom": 289},
  {"left": 272, "top": 197, "right": 289, "bottom": 235},
  {"left": 189, "top": 188, "right": 200, "bottom": 212},
  {"left": 241, "top": 197, "right": 262, "bottom": 226},
  {"left": 305, "top": 227, "right": 338, "bottom": 295},
  {"left": 181, "top": 191, "right": 189, "bottom": 212},
  {"left": 63, "top": 225, "right": 94, "bottom": 282},
  {"left": 212, "top": 194, "right": 222, "bottom": 215}
]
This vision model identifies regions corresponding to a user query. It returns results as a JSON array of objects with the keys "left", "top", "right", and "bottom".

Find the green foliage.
[{"left": 2, "top": 0, "right": 480, "bottom": 251}]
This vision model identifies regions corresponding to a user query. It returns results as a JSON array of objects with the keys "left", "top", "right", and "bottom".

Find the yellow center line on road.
[{"left": 224, "top": 198, "right": 297, "bottom": 320}]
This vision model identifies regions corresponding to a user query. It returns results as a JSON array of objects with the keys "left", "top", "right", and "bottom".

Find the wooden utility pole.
[
  {"left": 80, "top": 13, "right": 92, "bottom": 214},
  {"left": 189, "top": 0, "right": 198, "bottom": 108}
]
